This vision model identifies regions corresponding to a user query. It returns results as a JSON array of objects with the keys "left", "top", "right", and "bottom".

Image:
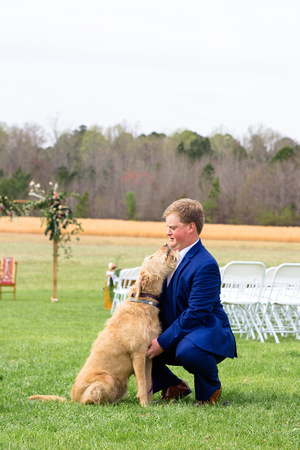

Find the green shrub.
[
  {"left": 257, "top": 204, "right": 298, "bottom": 226},
  {"left": 271, "top": 146, "right": 295, "bottom": 163},
  {"left": 126, "top": 191, "right": 137, "bottom": 220},
  {"left": 75, "top": 190, "right": 90, "bottom": 218},
  {"left": 0, "top": 167, "right": 31, "bottom": 199}
]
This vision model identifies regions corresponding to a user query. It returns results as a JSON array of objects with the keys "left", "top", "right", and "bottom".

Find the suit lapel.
[{"left": 170, "top": 240, "right": 203, "bottom": 316}]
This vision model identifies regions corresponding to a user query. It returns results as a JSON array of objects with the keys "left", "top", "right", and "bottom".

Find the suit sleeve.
[{"left": 158, "top": 261, "right": 221, "bottom": 352}]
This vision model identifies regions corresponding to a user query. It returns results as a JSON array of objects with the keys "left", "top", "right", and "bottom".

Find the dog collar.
[
  {"left": 130, "top": 292, "right": 159, "bottom": 307},
  {"left": 129, "top": 299, "right": 158, "bottom": 307}
]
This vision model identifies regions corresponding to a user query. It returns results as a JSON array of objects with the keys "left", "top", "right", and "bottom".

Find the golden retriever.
[{"left": 29, "top": 244, "right": 178, "bottom": 406}]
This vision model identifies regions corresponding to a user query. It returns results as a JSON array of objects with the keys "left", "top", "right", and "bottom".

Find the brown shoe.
[
  {"left": 196, "top": 384, "right": 222, "bottom": 406},
  {"left": 161, "top": 381, "right": 192, "bottom": 400}
]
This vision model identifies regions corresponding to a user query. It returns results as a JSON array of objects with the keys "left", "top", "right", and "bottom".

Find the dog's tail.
[{"left": 28, "top": 395, "right": 67, "bottom": 403}]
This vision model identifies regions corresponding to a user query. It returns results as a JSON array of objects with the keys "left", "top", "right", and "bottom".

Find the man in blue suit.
[{"left": 146, "top": 198, "right": 237, "bottom": 405}]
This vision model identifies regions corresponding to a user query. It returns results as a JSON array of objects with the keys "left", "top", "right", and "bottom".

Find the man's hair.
[{"left": 163, "top": 198, "right": 205, "bottom": 235}]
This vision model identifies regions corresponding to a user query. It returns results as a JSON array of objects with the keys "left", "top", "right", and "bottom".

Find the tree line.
[{"left": 1, "top": 121, "right": 299, "bottom": 226}]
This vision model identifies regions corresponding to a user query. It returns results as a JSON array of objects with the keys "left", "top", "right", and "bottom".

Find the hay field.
[{"left": 1, "top": 216, "right": 300, "bottom": 242}]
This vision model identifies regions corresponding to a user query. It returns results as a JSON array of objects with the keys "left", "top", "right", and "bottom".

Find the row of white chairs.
[
  {"left": 110, "top": 261, "right": 300, "bottom": 344},
  {"left": 220, "top": 262, "right": 300, "bottom": 343},
  {"left": 110, "top": 266, "right": 141, "bottom": 313}
]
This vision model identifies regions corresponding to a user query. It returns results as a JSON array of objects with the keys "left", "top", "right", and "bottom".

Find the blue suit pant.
[{"left": 152, "top": 336, "right": 225, "bottom": 401}]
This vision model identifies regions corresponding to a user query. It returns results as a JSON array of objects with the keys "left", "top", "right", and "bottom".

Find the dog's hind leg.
[
  {"left": 133, "top": 352, "right": 149, "bottom": 406},
  {"left": 76, "top": 374, "right": 127, "bottom": 404}
]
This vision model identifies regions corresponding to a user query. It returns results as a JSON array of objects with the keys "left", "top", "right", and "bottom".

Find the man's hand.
[{"left": 146, "top": 338, "right": 164, "bottom": 359}]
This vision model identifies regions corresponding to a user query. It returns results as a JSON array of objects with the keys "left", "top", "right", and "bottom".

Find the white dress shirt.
[{"left": 167, "top": 239, "right": 200, "bottom": 286}]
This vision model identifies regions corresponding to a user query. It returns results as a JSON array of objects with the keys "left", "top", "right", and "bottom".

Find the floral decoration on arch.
[
  {"left": 0, "top": 195, "right": 24, "bottom": 218},
  {"left": 28, "top": 181, "right": 83, "bottom": 253}
]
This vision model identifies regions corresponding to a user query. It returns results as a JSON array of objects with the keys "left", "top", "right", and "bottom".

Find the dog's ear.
[
  {"left": 140, "top": 272, "right": 150, "bottom": 290},
  {"left": 139, "top": 270, "right": 150, "bottom": 289},
  {"left": 135, "top": 271, "right": 149, "bottom": 297}
]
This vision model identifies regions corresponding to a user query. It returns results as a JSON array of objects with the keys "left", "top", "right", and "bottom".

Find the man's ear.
[{"left": 188, "top": 222, "right": 196, "bottom": 233}]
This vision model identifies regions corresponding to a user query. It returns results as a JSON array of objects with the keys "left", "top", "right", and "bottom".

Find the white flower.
[
  {"left": 29, "top": 192, "right": 45, "bottom": 200},
  {"left": 30, "top": 181, "right": 35, "bottom": 186}
]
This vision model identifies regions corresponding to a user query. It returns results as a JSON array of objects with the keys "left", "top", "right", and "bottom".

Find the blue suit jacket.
[{"left": 158, "top": 240, "right": 237, "bottom": 358}]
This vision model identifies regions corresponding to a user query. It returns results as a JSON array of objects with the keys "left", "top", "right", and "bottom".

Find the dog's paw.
[{"left": 139, "top": 396, "right": 149, "bottom": 406}]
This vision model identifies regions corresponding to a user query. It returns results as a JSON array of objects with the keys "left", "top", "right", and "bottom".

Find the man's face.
[{"left": 165, "top": 213, "right": 192, "bottom": 251}]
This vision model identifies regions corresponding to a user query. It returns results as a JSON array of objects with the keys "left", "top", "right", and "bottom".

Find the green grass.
[{"left": 0, "top": 234, "right": 299, "bottom": 449}]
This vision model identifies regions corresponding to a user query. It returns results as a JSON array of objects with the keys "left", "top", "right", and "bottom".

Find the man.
[{"left": 146, "top": 198, "right": 237, "bottom": 405}]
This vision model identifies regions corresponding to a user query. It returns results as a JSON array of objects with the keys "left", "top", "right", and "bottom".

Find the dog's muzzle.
[{"left": 163, "top": 243, "right": 172, "bottom": 256}]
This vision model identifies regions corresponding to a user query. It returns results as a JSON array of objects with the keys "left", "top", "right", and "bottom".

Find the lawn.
[{"left": 0, "top": 234, "right": 299, "bottom": 449}]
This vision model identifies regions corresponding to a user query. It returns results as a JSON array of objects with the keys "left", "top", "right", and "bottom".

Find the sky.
[{"left": 1, "top": 0, "right": 300, "bottom": 143}]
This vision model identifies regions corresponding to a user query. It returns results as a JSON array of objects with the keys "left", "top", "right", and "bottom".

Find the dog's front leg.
[
  {"left": 132, "top": 352, "right": 148, "bottom": 406},
  {"left": 145, "top": 358, "right": 153, "bottom": 403}
]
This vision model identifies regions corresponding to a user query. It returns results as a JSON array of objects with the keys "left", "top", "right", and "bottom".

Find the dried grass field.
[
  {"left": 1, "top": 217, "right": 300, "bottom": 274},
  {"left": 1, "top": 216, "right": 300, "bottom": 242}
]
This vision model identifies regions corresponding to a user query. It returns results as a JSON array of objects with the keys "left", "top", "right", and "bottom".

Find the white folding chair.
[
  {"left": 110, "top": 266, "right": 141, "bottom": 313},
  {"left": 258, "top": 266, "right": 280, "bottom": 343},
  {"left": 221, "top": 261, "right": 266, "bottom": 342},
  {"left": 129, "top": 266, "right": 141, "bottom": 286},
  {"left": 110, "top": 268, "right": 131, "bottom": 313},
  {"left": 260, "top": 263, "right": 300, "bottom": 342},
  {"left": 219, "top": 266, "right": 224, "bottom": 278},
  {"left": 265, "top": 267, "right": 276, "bottom": 284}
]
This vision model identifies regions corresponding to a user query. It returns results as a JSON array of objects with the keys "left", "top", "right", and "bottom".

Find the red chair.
[{"left": 0, "top": 257, "right": 18, "bottom": 300}]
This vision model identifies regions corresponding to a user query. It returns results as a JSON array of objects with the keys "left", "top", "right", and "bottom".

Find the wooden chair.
[{"left": 0, "top": 257, "right": 18, "bottom": 300}]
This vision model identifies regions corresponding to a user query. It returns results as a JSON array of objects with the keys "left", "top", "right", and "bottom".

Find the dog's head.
[{"left": 132, "top": 244, "right": 179, "bottom": 298}]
